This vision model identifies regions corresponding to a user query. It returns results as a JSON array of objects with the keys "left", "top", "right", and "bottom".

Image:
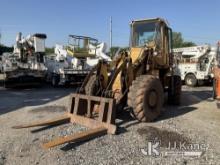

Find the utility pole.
[
  {"left": 110, "top": 16, "right": 112, "bottom": 56},
  {"left": 0, "top": 28, "right": 1, "bottom": 45}
]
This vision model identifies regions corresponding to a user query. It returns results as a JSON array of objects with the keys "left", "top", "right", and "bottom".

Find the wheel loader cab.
[{"left": 130, "top": 18, "right": 172, "bottom": 68}]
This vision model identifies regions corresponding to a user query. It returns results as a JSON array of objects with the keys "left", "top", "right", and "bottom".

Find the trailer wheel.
[
  {"left": 52, "top": 74, "right": 60, "bottom": 87},
  {"left": 168, "top": 75, "right": 182, "bottom": 105},
  {"left": 128, "top": 75, "right": 164, "bottom": 122},
  {"left": 185, "top": 74, "right": 197, "bottom": 87}
]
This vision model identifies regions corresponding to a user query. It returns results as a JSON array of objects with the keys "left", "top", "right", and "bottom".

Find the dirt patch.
[
  {"left": 29, "top": 106, "right": 66, "bottom": 113},
  {"left": 137, "top": 126, "right": 191, "bottom": 148},
  {"left": 0, "top": 151, "right": 6, "bottom": 165}
]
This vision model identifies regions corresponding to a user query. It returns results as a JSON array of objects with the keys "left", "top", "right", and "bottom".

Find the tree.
[
  {"left": 45, "top": 47, "right": 54, "bottom": 55},
  {"left": 172, "top": 32, "right": 196, "bottom": 48},
  {"left": 0, "top": 44, "right": 13, "bottom": 55}
]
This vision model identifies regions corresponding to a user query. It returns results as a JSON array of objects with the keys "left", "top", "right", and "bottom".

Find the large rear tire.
[
  {"left": 128, "top": 75, "right": 164, "bottom": 122},
  {"left": 168, "top": 75, "right": 182, "bottom": 105}
]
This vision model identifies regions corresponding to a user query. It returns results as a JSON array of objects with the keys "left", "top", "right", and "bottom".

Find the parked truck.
[
  {"left": 2, "top": 32, "right": 47, "bottom": 87},
  {"left": 0, "top": 56, "right": 2, "bottom": 73},
  {"left": 45, "top": 35, "right": 111, "bottom": 86},
  {"left": 173, "top": 45, "right": 215, "bottom": 86}
]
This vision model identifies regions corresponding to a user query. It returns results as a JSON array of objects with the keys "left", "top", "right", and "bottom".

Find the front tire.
[{"left": 128, "top": 75, "right": 164, "bottom": 122}]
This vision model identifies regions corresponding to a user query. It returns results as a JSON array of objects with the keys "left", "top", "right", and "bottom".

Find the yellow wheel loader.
[{"left": 13, "top": 18, "right": 181, "bottom": 149}]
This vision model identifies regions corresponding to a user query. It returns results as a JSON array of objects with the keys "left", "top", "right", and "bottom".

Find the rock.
[{"left": 0, "top": 154, "right": 5, "bottom": 165}]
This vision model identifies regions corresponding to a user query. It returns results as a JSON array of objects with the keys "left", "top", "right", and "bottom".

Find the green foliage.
[
  {"left": 45, "top": 47, "right": 54, "bottom": 55},
  {"left": 181, "top": 41, "right": 196, "bottom": 47},
  {"left": 0, "top": 44, "right": 13, "bottom": 55},
  {"left": 172, "top": 32, "right": 196, "bottom": 48},
  {"left": 109, "top": 47, "right": 120, "bottom": 58}
]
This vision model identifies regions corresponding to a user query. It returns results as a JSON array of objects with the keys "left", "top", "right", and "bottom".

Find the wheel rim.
[
  {"left": 186, "top": 77, "right": 193, "bottom": 85},
  {"left": 148, "top": 90, "right": 157, "bottom": 108}
]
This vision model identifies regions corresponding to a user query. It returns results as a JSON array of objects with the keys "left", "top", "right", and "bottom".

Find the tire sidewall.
[{"left": 143, "top": 78, "right": 163, "bottom": 119}]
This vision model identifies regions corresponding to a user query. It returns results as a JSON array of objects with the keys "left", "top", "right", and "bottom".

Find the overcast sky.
[{"left": 0, "top": 0, "right": 219, "bottom": 47}]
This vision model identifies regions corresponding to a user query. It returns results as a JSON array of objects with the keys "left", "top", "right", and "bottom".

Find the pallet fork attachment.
[{"left": 12, "top": 94, "right": 116, "bottom": 149}]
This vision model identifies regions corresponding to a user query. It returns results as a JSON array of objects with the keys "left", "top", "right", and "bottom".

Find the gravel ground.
[{"left": 0, "top": 83, "right": 220, "bottom": 165}]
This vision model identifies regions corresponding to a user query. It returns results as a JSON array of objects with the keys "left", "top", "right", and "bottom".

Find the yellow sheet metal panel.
[
  {"left": 112, "top": 48, "right": 142, "bottom": 93},
  {"left": 130, "top": 47, "right": 142, "bottom": 62},
  {"left": 112, "top": 62, "right": 122, "bottom": 92}
]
